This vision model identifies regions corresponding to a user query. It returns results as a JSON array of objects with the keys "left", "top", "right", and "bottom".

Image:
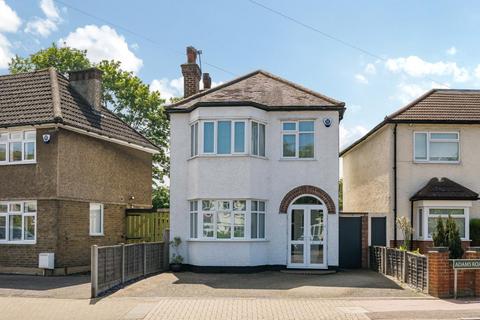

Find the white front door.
[{"left": 287, "top": 204, "right": 327, "bottom": 269}]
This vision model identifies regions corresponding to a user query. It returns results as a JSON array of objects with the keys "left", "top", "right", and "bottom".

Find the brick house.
[
  {"left": 341, "top": 89, "right": 480, "bottom": 253},
  {"left": 0, "top": 68, "right": 158, "bottom": 274}
]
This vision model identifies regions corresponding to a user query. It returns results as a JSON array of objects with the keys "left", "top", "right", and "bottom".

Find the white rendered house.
[{"left": 168, "top": 47, "right": 345, "bottom": 269}]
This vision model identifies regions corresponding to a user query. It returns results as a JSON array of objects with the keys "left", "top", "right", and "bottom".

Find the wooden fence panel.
[
  {"left": 370, "top": 246, "right": 428, "bottom": 292},
  {"left": 126, "top": 211, "right": 169, "bottom": 243}
]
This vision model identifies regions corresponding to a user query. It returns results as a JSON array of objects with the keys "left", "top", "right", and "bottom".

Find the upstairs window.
[
  {"left": 0, "top": 130, "right": 36, "bottom": 164},
  {"left": 414, "top": 132, "right": 459, "bottom": 162},
  {"left": 282, "top": 121, "right": 314, "bottom": 159},
  {"left": 194, "top": 120, "right": 261, "bottom": 156},
  {"left": 251, "top": 122, "right": 266, "bottom": 156}
]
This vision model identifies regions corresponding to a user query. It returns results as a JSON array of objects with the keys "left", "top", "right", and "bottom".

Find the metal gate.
[{"left": 339, "top": 216, "right": 362, "bottom": 268}]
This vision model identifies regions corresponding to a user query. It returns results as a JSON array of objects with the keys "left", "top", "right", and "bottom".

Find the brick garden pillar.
[
  {"left": 428, "top": 248, "right": 451, "bottom": 298},
  {"left": 465, "top": 248, "right": 480, "bottom": 297}
]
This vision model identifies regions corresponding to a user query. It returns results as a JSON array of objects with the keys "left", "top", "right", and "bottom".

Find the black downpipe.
[
  {"left": 410, "top": 200, "right": 414, "bottom": 251},
  {"left": 393, "top": 124, "right": 398, "bottom": 247}
]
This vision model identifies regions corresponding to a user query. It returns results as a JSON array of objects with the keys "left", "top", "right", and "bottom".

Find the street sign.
[
  {"left": 453, "top": 259, "right": 480, "bottom": 269},
  {"left": 452, "top": 259, "right": 480, "bottom": 298}
]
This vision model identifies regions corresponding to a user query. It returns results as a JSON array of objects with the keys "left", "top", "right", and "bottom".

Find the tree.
[
  {"left": 432, "top": 217, "right": 446, "bottom": 247},
  {"left": 432, "top": 216, "right": 464, "bottom": 259},
  {"left": 9, "top": 44, "right": 170, "bottom": 206},
  {"left": 152, "top": 186, "right": 169, "bottom": 209}
]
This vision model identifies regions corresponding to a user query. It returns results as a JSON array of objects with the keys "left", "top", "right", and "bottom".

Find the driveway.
[{"left": 112, "top": 269, "right": 424, "bottom": 299}]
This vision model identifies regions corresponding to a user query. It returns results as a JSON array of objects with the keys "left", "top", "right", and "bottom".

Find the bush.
[
  {"left": 470, "top": 219, "right": 480, "bottom": 246},
  {"left": 432, "top": 215, "right": 464, "bottom": 259}
]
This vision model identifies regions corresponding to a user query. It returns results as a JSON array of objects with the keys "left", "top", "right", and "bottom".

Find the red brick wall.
[{"left": 428, "top": 249, "right": 480, "bottom": 298}]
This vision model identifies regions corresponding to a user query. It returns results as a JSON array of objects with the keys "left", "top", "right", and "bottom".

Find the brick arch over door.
[{"left": 279, "top": 185, "right": 336, "bottom": 214}]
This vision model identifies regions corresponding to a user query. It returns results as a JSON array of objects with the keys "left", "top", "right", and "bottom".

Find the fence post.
[
  {"left": 402, "top": 251, "right": 407, "bottom": 282},
  {"left": 143, "top": 242, "right": 147, "bottom": 276},
  {"left": 383, "top": 247, "right": 387, "bottom": 274},
  {"left": 121, "top": 243, "right": 125, "bottom": 284},
  {"left": 91, "top": 245, "right": 98, "bottom": 298}
]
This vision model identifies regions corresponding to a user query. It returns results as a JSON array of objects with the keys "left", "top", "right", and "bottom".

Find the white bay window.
[
  {"left": 189, "top": 199, "right": 266, "bottom": 240},
  {"left": 0, "top": 201, "right": 37, "bottom": 244},
  {"left": 416, "top": 205, "right": 469, "bottom": 240},
  {"left": 189, "top": 119, "right": 265, "bottom": 157},
  {"left": 414, "top": 132, "right": 459, "bottom": 163}
]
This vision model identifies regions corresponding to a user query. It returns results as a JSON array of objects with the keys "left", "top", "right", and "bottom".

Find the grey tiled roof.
[
  {"left": 411, "top": 177, "right": 479, "bottom": 201},
  {"left": 0, "top": 68, "right": 158, "bottom": 150},
  {"left": 390, "top": 89, "right": 480, "bottom": 122},
  {"left": 168, "top": 70, "right": 345, "bottom": 114}
]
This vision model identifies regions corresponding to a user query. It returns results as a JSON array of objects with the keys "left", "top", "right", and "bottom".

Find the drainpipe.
[
  {"left": 393, "top": 123, "right": 398, "bottom": 247},
  {"left": 410, "top": 200, "right": 414, "bottom": 251}
]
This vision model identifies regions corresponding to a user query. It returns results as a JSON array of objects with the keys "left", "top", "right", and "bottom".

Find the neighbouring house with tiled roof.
[
  {"left": 0, "top": 68, "right": 158, "bottom": 274},
  {"left": 341, "top": 89, "right": 480, "bottom": 253},
  {"left": 168, "top": 47, "right": 345, "bottom": 270}
]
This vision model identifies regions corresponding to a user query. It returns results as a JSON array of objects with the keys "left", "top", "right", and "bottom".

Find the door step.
[{"left": 281, "top": 269, "right": 336, "bottom": 275}]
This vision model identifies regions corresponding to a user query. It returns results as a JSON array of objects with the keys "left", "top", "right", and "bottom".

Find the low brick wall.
[{"left": 428, "top": 248, "right": 480, "bottom": 298}]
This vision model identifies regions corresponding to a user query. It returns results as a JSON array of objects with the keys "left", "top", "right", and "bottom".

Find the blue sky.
[{"left": 2, "top": 0, "right": 480, "bottom": 148}]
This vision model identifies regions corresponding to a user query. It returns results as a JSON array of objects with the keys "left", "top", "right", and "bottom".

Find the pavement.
[{"left": 0, "top": 270, "right": 479, "bottom": 320}]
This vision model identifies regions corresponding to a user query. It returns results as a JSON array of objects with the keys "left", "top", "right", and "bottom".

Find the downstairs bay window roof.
[
  {"left": 411, "top": 177, "right": 479, "bottom": 201},
  {"left": 166, "top": 70, "right": 345, "bottom": 117}
]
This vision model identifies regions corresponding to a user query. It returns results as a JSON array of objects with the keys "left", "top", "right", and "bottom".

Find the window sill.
[
  {"left": 279, "top": 158, "right": 317, "bottom": 161},
  {"left": 187, "top": 238, "right": 269, "bottom": 243},
  {"left": 0, "top": 241, "right": 36, "bottom": 245},
  {"left": 89, "top": 234, "right": 104, "bottom": 237},
  {"left": 413, "top": 160, "right": 460, "bottom": 165},
  {"left": 0, "top": 161, "right": 37, "bottom": 166},
  {"left": 188, "top": 154, "right": 268, "bottom": 161}
]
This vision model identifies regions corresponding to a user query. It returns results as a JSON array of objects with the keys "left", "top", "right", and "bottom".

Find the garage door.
[{"left": 339, "top": 217, "right": 362, "bottom": 268}]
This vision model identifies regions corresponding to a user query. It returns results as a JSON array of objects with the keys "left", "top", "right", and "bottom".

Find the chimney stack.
[
  {"left": 203, "top": 73, "right": 212, "bottom": 90},
  {"left": 181, "top": 46, "right": 201, "bottom": 98},
  {"left": 69, "top": 68, "right": 103, "bottom": 112}
]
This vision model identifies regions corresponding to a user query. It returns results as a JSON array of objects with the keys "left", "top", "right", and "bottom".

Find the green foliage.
[
  {"left": 9, "top": 43, "right": 91, "bottom": 74},
  {"left": 152, "top": 186, "right": 169, "bottom": 209},
  {"left": 432, "top": 217, "right": 446, "bottom": 247},
  {"left": 8, "top": 44, "right": 171, "bottom": 191},
  {"left": 396, "top": 216, "right": 413, "bottom": 250},
  {"left": 432, "top": 216, "right": 464, "bottom": 259},
  {"left": 470, "top": 219, "right": 480, "bottom": 246},
  {"left": 338, "top": 179, "right": 343, "bottom": 211},
  {"left": 170, "top": 236, "right": 183, "bottom": 264}
]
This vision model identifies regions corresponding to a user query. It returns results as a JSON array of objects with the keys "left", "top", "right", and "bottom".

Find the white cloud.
[
  {"left": 364, "top": 63, "right": 376, "bottom": 75},
  {"left": 392, "top": 81, "right": 440, "bottom": 104},
  {"left": 354, "top": 73, "right": 368, "bottom": 84},
  {"left": 60, "top": 25, "right": 143, "bottom": 73},
  {"left": 446, "top": 46, "right": 457, "bottom": 56},
  {"left": 0, "top": 0, "right": 21, "bottom": 33},
  {"left": 385, "top": 55, "right": 469, "bottom": 83},
  {"left": 25, "top": 0, "right": 62, "bottom": 37},
  {"left": 340, "top": 124, "right": 369, "bottom": 149},
  {"left": 150, "top": 76, "right": 223, "bottom": 101},
  {"left": 0, "top": 34, "right": 13, "bottom": 69}
]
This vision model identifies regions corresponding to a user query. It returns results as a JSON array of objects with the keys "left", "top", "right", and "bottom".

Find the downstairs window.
[{"left": 0, "top": 201, "right": 36, "bottom": 244}]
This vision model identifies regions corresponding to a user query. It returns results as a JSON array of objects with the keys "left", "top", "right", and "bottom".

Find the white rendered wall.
[{"left": 170, "top": 106, "right": 340, "bottom": 267}]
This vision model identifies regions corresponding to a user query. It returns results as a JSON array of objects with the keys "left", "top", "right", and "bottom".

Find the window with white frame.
[
  {"left": 190, "top": 122, "right": 199, "bottom": 157},
  {"left": 89, "top": 203, "right": 104, "bottom": 236},
  {"left": 189, "top": 199, "right": 266, "bottom": 240},
  {"left": 251, "top": 121, "right": 266, "bottom": 156},
  {"left": 0, "top": 201, "right": 36, "bottom": 244},
  {"left": 414, "top": 132, "right": 459, "bottom": 162},
  {"left": 0, "top": 130, "right": 36, "bottom": 164},
  {"left": 417, "top": 207, "right": 468, "bottom": 240},
  {"left": 282, "top": 120, "right": 314, "bottom": 158},
  {"left": 191, "top": 120, "right": 265, "bottom": 157}
]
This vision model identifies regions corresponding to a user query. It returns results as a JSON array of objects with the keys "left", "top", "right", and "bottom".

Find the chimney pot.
[
  {"left": 203, "top": 73, "right": 212, "bottom": 90},
  {"left": 181, "top": 46, "right": 201, "bottom": 98},
  {"left": 68, "top": 68, "right": 103, "bottom": 112}
]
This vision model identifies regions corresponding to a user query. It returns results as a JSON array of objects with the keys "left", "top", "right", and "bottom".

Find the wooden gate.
[{"left": 126, "top": 208, "right": 169, "bottom": 243}]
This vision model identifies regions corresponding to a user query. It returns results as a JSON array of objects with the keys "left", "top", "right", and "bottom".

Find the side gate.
[{"left": 126, "top": 208, "right": 169, "bottom": 243}]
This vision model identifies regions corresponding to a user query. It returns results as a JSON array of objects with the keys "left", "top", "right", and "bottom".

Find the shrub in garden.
[
  {"left": 470, "top": 219, "right": 480, "bottom": 246},
  {"left": 432, "top": 215, "right": 464, "bottom": 259}
]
